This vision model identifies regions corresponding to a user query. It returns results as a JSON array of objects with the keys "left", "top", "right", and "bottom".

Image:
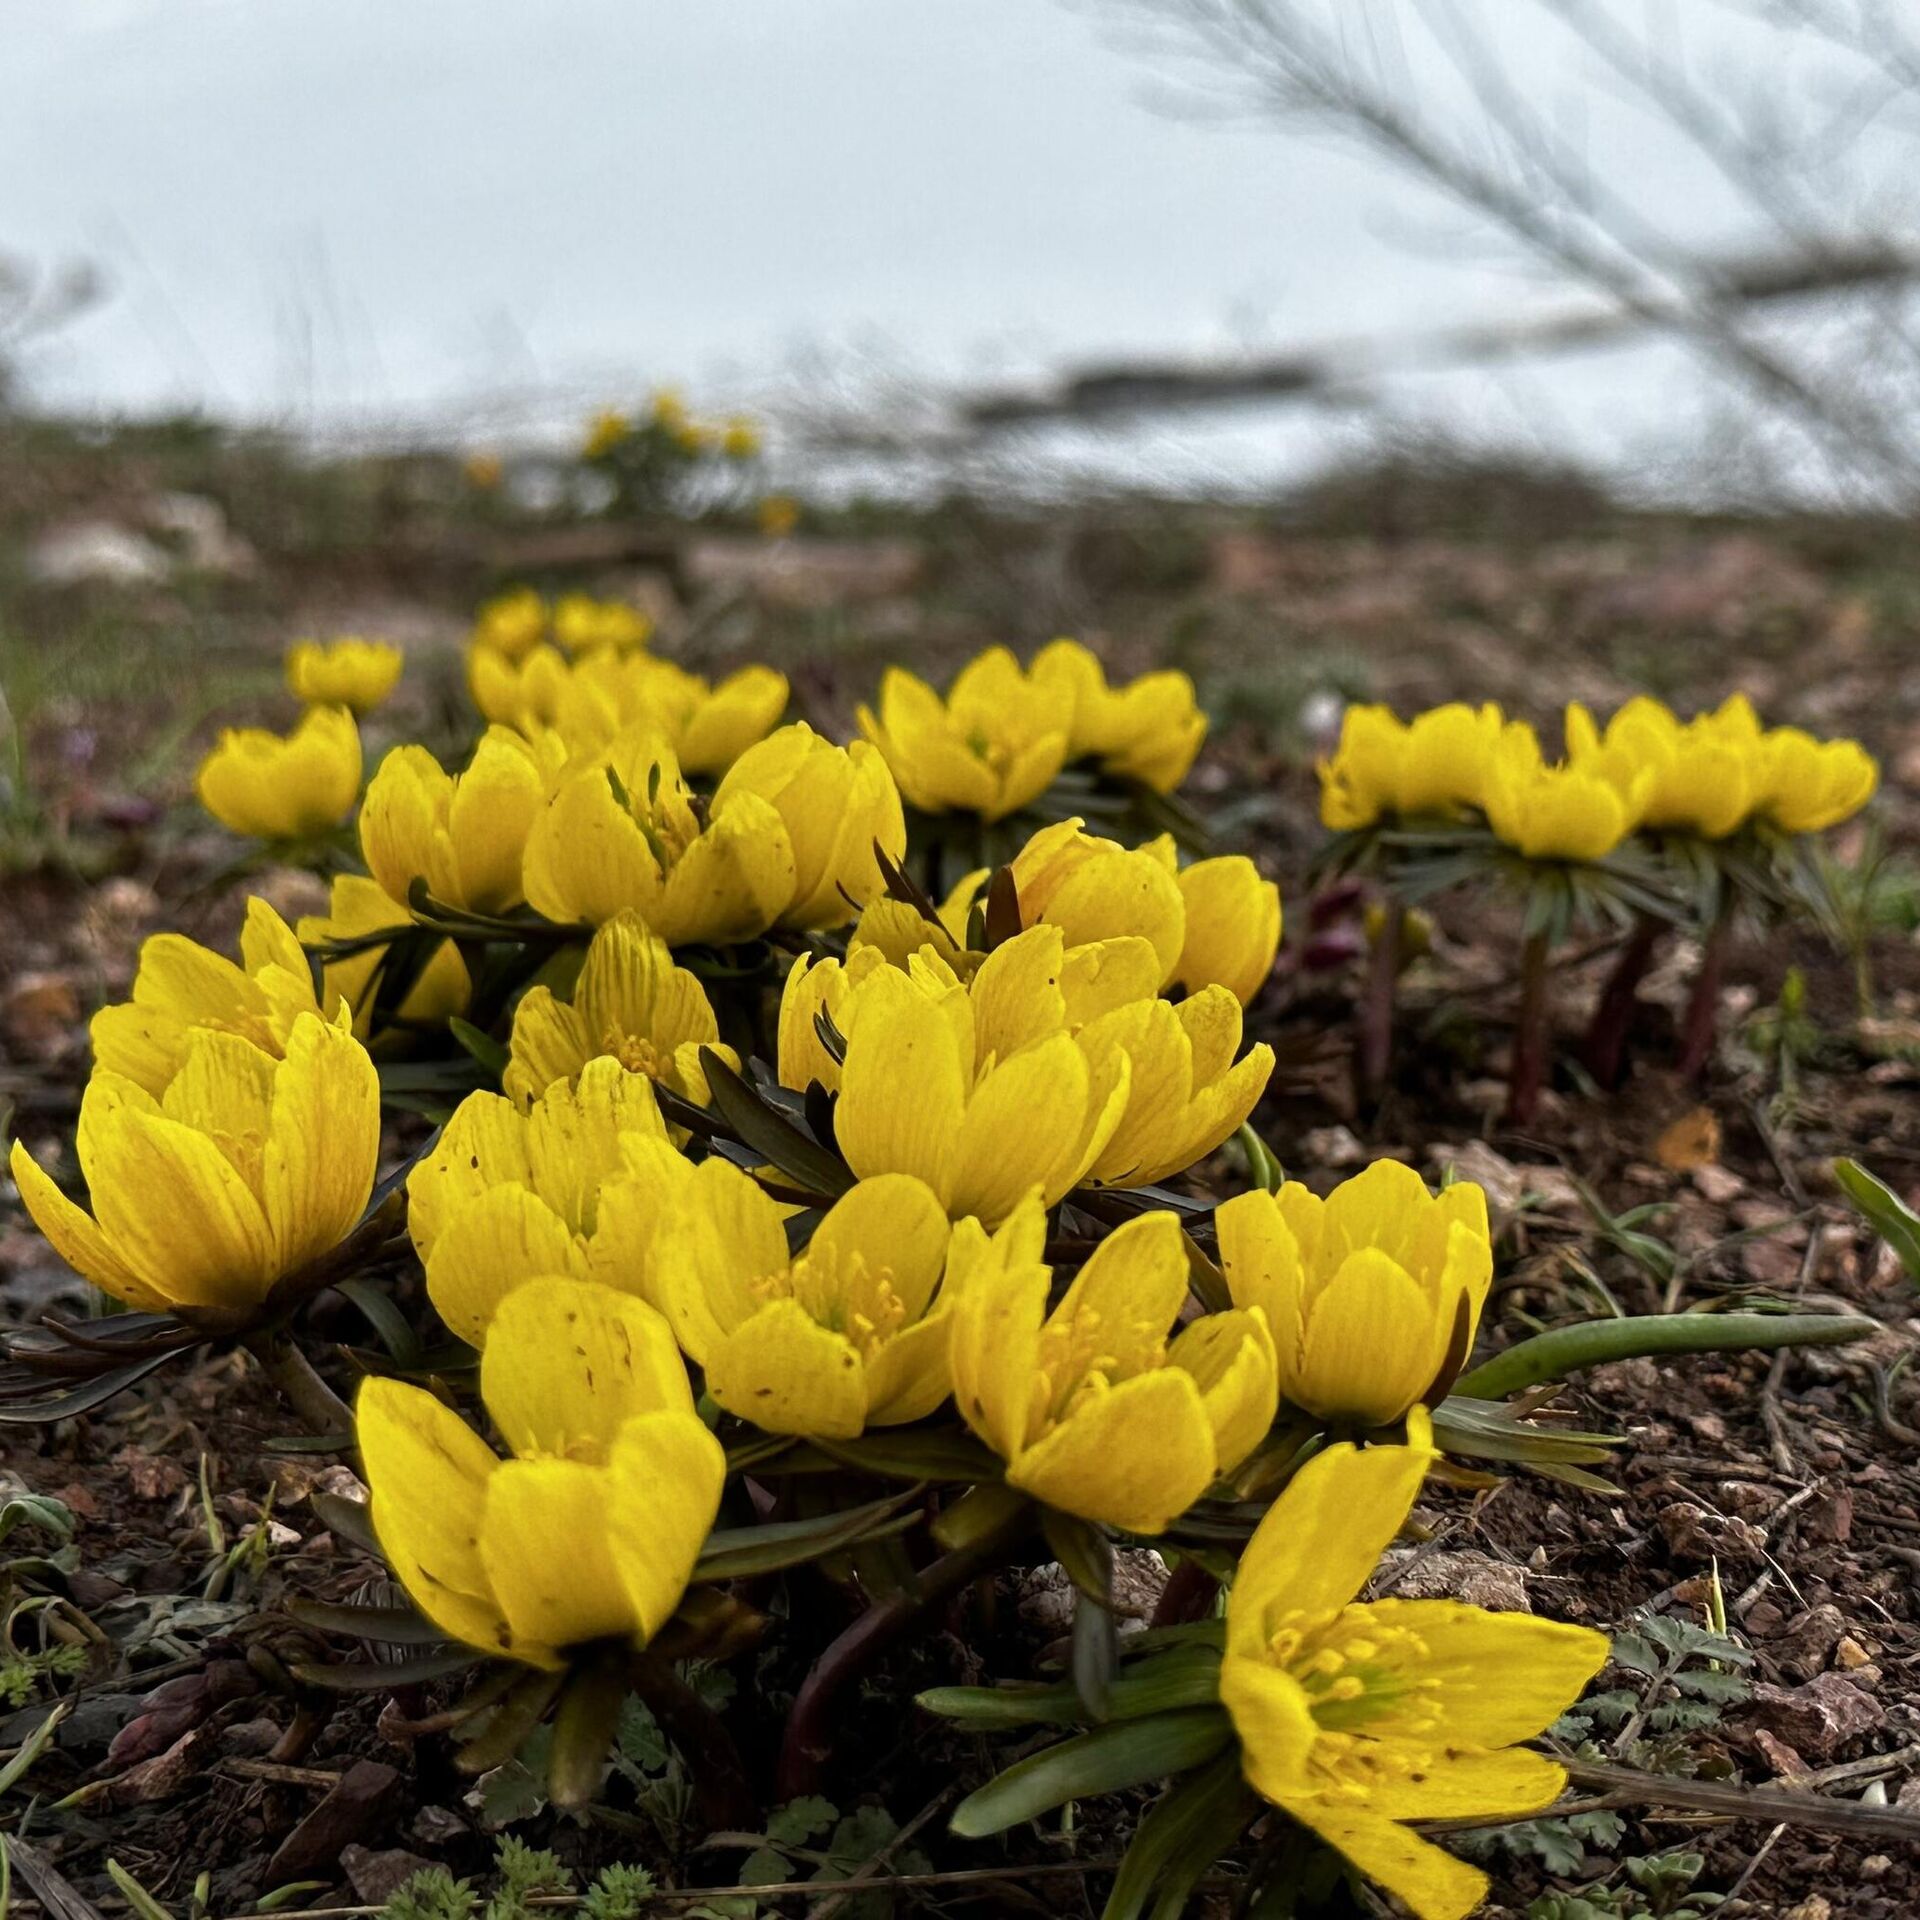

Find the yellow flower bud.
[
  {"left": 284, "top": 636, "right": 403, "bottom": 715},
  {"left": 1030, "top": 637, "right": 1207, "bottom": 793},
  {"left": 1167, "top": 855, "right": 1282, "bottom": 1006},
  {"left": 195, "top": 704, "right": 361, "bottom": 840}
]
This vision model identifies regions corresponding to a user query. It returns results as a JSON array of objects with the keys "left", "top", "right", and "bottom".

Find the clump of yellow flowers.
[{"left": 16, "top": 608, "right": 1676, "bottom": 1904}]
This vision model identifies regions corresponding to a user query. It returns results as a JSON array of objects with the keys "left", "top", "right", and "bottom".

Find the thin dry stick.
[
  {"left": 1561, "top": 1756, "right": 1920, "bottom": 1843},
  {"left": 806, "top": 1784, "right": 957, "bottom": 1920}
]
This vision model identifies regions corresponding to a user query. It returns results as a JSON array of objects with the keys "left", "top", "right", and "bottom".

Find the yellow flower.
[
  {"left": 1565, "top": 696, "right": 1757, "bottom": 840},
  {"left": 1319, "top": 703, "right": 1505, "bottom": 831},
  {"left": 1756, "top": 726, "right": 1878, "bottom": 833},
  {"left": 552, "top": 594, "right": 652, "bottom": 658},
  {"left": 757, "top": 494, "right": 799, "bottom": 538},
  {"left": 471, "top": 588, "right": 550, "bottom": 663},
  {"left": 1220, "top": 1417, "right": 1609, "bottom": 1920},
  {"left": 523, "top": 731, "right": 796, "bottom": 943},
  {"left": 558, "top": 656, "right": 790, "bottom": 774},
  {"left": 284, "top": 637, "right": 403, "bottom": 715},
  {"left": 1167, "top": 856, "right": 1282, "bottom": 1006},
  {"left": 195, "top": 705, "right": 361, "bottom": 841},
  {"left": 90, "top": 897, "right": 325, "bottom": 1096},
  {"left": 1217, "top": 1161, "right": 1492, "bottom": 1428},
  {"left": 778, "top": 945, "right": 898, "bottom": 1096},
  {"left": 712, "top": 724, "right": 906, "bottom": 929},
  {"left": 949, "top": 1196, "right": 1276, "bottom": 1533},
  {"left": 1076, "top": 990, "right": 1275, "bottom": 1189},
  {"left": 826, "top": 931, "right": 1135, "bottom": 1223},
  {"left": 360, "top": 728, "right": 563, "bottom": 919},
  {"left": 1481, "top": 723, "right": 1649, "bottom": 863},
  {"left": 405, "top": 1057, "right": 688, "bottom": 1346},
  {"left": 582, "top": 408, "right": 633, "bottom": 461},
  {"left": 721, "top": 415, "right": 761, "bottom": 459},
  {"left": 11, "top": 1010, "right": 379, "bottom": 1318},
  {"left": 970, "top": 819, "right": 1188, "bottom": 985},
  {"left": 358, "top": 1275, "right": 723, "bottom": 1670},
  {"left": 1030, "top": 638, "right": 1207, "bottom": 793},
  {"left": 655, "top": 1165, "right": 955, "bottom": 1439},
  {"left": 296, "top": 874, "right": 471, "bottom": 1044},
  {"left": 858, "top": 649, "right": 1070, "bottom": 822},
  {"left": 503, "top": 910, "right": 729, "bottom": 1111},
  {"left": 468, "top": 641, "right": 574, "bottom": 734},
  {"left": 463, "top": 451, "right": 503, "bottom": 491}
]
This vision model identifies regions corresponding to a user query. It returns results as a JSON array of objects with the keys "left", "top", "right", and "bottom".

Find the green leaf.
[
  {"left": 1453, "top": 1312, "right": 1877, "bottom": 1401},
  {"left": 809, "top": 1427, "right": 1004, "bottom": 1483},
  {"left": 766, "top": 1796, "right": 838, "bottom": 1847},
  {"left": 699, "top": 1050, "right": 852, "bottom": 1198},
  {"left": 282, "top": 1599, "right": 449, "bottom": 1646},
  {"left": 692, "top": 1489, "right": 923, "bottom": 1581},
  {"left": 919, "top": 1648, "right": 1223, "bottom": 1730},
  {"left": 0, "top": 1702, "right": 66, "bottom": 1796},
  {"left": 1834, "top": 1159, "right": 1920, "bottom": 1282},
  {"left": 107, "top": 1863, "right": 176, "bottom": 1920},
  {"left": 1100, "top": 1752, "right": 1258, "bottom": 1920},
  {"left": 546, "top": 1666, "right": 625, "bottom": 1811},
  {"left": 1041, "top": 1508, "right": 1115, "bottom": 1607},
  {"left": 449, "top": 1018, "right": 511, "bottom": 1080},
  {"left": 948, "top": 1708, "right": 1234, "bottom": 1838},
  {"left": 1072, "top": 1586, "right": 1118, "bottom": 1723}
]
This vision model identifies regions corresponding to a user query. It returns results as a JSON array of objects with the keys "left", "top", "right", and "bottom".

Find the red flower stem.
[
  {"left": 1356, "top": 898, "right": 1404, "bottom": 1102},
  {"left": 1503, "top": 928, "right": 1553, "bottom": 1129},
  {"left": 1581, "top": 913, "right": 1663, "bottom": 1089},
  {"left": 1679, "top": 901, "right": 1736, "bottom": 1081}
]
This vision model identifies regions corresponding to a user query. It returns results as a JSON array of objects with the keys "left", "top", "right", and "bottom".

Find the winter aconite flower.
[
  {"left": 1565, "top": 695, "right": 1759, "bottom": 840},
  {"left": 949, "top": 1197, "right": 1276, "bottom": 1534},
  {"left": 358, "top": 1276, "right": 723, "bottom": 1669},
  {"left": 655, "top": 1165, "right": 956, "bottom": 1438},
  {"left": 284, "top": 637, "right": 403, "bottom": 715},
  {"left": 858, "top": 649, "right": 1069, "bottom": 822},
  {"left": 1221, "top": 1418, "right": 1608, "bottom": 1920},
  {"left": 90, "top": 897, "right": 326, "bottom": 1096},
  {"left": 827, "top": 934, "right": 1133, "bottom": 1223},
  {"left": 1319, "top": 703, "right": 1504, "bottom": 831},
  {"left": 405, "top": 1058, "right": 688, "bottom": 1345},
  {"left": 1480, "top": 723, "right": 1649, "bottom": 863},
  {"left": 1216, "top": 1161, "right": 1492, "bottom": 1428},
  {"left": 195, "top": 705, "right": 362, "bottom": 841},
  {"left": 1166, "top": 856, "right": 1282, "bottom": 1007},
  {"left": 11, "top": 1011, "right": 380, "bottom": 1318},
  {"left": 1756, "top": 726, "right": 1878, "bottom": 834},
  {"left": 1076, "top": 991, "right": 1274, "bottom": 1189},
  {"left": 523, "top": 731, "right": 796, "bottom": 943},
  {"left": 295, "top": 875, "right": 471, "bottom": 1043},
  {"left": 361, "top": 728, "right": 565, "bottom": 919},
  {"left": 1030, "top": 638, "right": 1208, "bottom": 793},
  {"left": 711, "top": 724, "right": 906, "bottom": 929},
  {"left": 503, "top": 911, "right": 729, "bottom": 1112}
]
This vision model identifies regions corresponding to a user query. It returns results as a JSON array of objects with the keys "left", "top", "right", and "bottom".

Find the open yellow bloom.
[
  {"left": 1217, "top": 1162, "right": 1492, "bottom": 1428},
  {"left": 1319, "top": 703, "right": 1504, "bottom": 831},
  {"left": 358, "top": 1276, "right": 723, "bottom": 1670},
  {"left": 296, "top": 875, "right": 471, "bottom": 1043},
  {"left": 858, "top": 649, "right": 1070, "bottom": 822},
  {"left": 470, "top": 588, "right": 549, "bottom": 662},
  {"left": 361, "top": 728, "right": 563, "bottom": 919},
  {"left": 504, "top": 911, "right": 728, "bottom": 1111},
  {"left": 284, "top": 637, "right": 403, "bottom": 715},
  {"left": 90, "top": 897, "right": 324, "bottom": 1096},
  {"left": 655, "top": 1165, "right": 955, "bottom": 1438},
  {"left": 1565, "top": 696, "right": 1759, "bottom": 840},
  {"left": 1167, "top": 856, "right": 1282, "bottom": 1006},
  {"left": 545, "top": 655, "right": 789, "bottom": 774},
  {"left": 1756, "top": 726, "right": 1878, "bottom": 833},
  {"left": 1077, "top": 990, "right": 1274, "bottom": 1189},
  {"left": 712, "top": 725, "right": 905, "bottom": 929},
  {"left": 467, "top": 642, "right": 573, "bottom": 734},
  {"left": 949, "top": 1196, "right": 1276, "bottom": 1533},
  {"left": 1031, "top": 638, "right": 1207, "bottom": 792},
  {"left": 406, "top": 1058, "right": 689, "bottom": 1345},
  {"left": 827, "top": 933, "right": 1134, "bottom": 1223},
  {"left": 1221, "top": 1419, "right": 1608, "bottom": 1920},
  {"left": 1481, "top": 723, "right": 1649, "bottom": 863},
  {"left": 195, "top": 705, "right": 361, "bottom": 840},
  {"left": 11, "top": 1010, "right": 379, "bottom": 1318},
  {"left": 523, "top": 731, "right": 796, "bottom": 943}
]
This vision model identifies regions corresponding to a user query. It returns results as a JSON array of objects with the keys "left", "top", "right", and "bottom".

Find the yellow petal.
[
  {"left": 1218, "top": 1651, "right": 1318, "bottom": 1806},
  {"left": 1364, "top": 1600, "right": 1610, "bottom": 1747},
  {"left": 262, "top": 1012, "right": 381, "bottom": 1275},
  {"left": 481, "top": 1460, "right": 641, "bottom": 1651},
  {"left": 502, "top": 989, "right": 590, "bottom": 1108},
  {"left": 589, "top": 1134, "right": 700, "bottom": 1303},
  {"left": 526, "top": 1059, "right": 667, "bottom": 1235},
  {"left": 1225, "top": 1437, "right": 1433, "bottom": 1659},
  {"left": 522, "top": 760, "right": 660, "bottom": 927},
  {"left": 405, "top": 1090, "right": 534, "bottom": 1259},
  {"left": 835, "top": 984, "right": 971, "bottom": 1202},
  {"left": 1289, "top": 1804, "right": 1489, "bottom": 1920},
  {"left": 947, "top": 1203, "right": 1050, "bottom": 1461},
  {"left": 859, "top": 1309, "right": 956, "bottom": 1426},
  {"left": 355, "top": 1378, "right": 520, "bottom": 1663},
  {"left": 8, "top": 1139, "right": 164, "bottom": 1310},
  {"left": 482, "top": 1276, "right": 693, "bottom": 1460},
  {"left": 446, "top": 730, "right": 548, "bottom": 914},
  {"left": 655, "top": 789, "right": 796, "bottom": 944},
  {"left": 425, "top": 1186, "right": 589, "bottom": 1347},
  {"left": 1051, "top": 1208, "right": 1189, "bottom": 1370},
  {"left": 1168, "top": 1306, "right": 1278, "bottom": 1476},
  {"left": 1362, "top": 1743, "right": 1569, "bottom": 1822},
  {"left": 649, "top": 1157, "right": 789, "bottom": 1363},
  {"left": 604, "top": 1408, "right": 727, "bottom": 1641},
  {"left": 1215, "top": 1188, "right": 1307, "bottom": 1354},
  {"left": 1171, "top": 857, "right": 1282, "bottom": 1005},
  {"left": 707, "top": 1299, "right": 869, "bottom": 1438},
  {"left": 1059, "top": 936, "right": 1165, "bottom": 1027},
  {"left": 1294, "top": 1250, "right": 1439, "bottom": 1426},
  {"left": 1008, "top": 1367, "right": 1216, "bottom": 1534}
]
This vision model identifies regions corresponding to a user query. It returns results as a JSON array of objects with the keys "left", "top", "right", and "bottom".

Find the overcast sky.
[{"left": 5, "top": 0, "right": 1906, "bottom": 491}]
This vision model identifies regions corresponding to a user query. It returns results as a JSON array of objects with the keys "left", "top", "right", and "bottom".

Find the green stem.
[
  {"left": 1453, "top": 1311, "right": 1876, "bottom": 1402},
  {"left": 244, "top": 1333, "right": 353, "bottom": 1439}
]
